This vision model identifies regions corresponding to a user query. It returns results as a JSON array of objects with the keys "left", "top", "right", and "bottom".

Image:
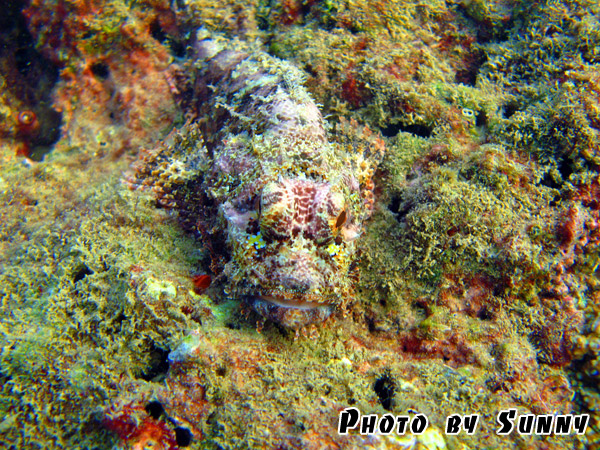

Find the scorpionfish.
[{"left": 131, "top": 32, "right": 382, "bottom": 328}]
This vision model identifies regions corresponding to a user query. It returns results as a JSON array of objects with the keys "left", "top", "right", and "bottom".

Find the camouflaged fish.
[{"left": 131, "top": 32, "right": 382, "bottom": 328}]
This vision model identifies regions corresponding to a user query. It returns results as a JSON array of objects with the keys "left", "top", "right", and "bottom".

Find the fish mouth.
[
  {"left": 251, "top": 289, "right": 337, "bottom": 310},
  {"left": 248, "top": 293, "right": 335, "bottom": 328},
  {"left": 258, "top": 294, "right": 329, "bottom": 310}
]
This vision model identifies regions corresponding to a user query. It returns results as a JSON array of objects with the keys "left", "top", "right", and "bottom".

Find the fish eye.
[{"left": 335, "top": 210, "right": 347, "bottom": 229}]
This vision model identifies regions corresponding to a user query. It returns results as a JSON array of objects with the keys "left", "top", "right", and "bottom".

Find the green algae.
[{"left": 0, "top": 147, "right": 203, "bottom": 446}]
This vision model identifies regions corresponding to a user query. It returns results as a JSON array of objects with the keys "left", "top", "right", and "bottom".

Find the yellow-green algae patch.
[{"left": 0, "top": 143, "right": 204, "bottom": 447}]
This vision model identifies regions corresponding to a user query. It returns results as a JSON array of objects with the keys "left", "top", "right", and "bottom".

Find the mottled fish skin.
[{"left": 134, "top": 33, "right": 378, "bottom": 328}]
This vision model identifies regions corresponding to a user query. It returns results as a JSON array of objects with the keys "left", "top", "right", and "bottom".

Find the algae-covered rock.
[{"left": 0, "top": 0, "right": 598, "bottom": 449}]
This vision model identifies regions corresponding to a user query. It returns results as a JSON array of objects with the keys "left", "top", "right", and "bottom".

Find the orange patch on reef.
[
  {"left": 398, "top": 332, "right": 478, "bottom": 367},
  {"left": 104, "top": 403, "right": 178, "bottom": 450},
  {"left": 438, "top": 273, "right": 496, "bottom": 319},
  {"left": 191, "top": 274, "right": 211, "bottom": 294}
]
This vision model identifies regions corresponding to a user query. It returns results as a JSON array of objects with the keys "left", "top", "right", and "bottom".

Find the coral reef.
[
  {"left": 0, "top": 1, "right": 62, "bottom": 160},
  {"left": 23, "top": 0, "right": 180, "bottom": 160},
  {"left": 0, "top": 0, "right": 598, "bottom": 449}
]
